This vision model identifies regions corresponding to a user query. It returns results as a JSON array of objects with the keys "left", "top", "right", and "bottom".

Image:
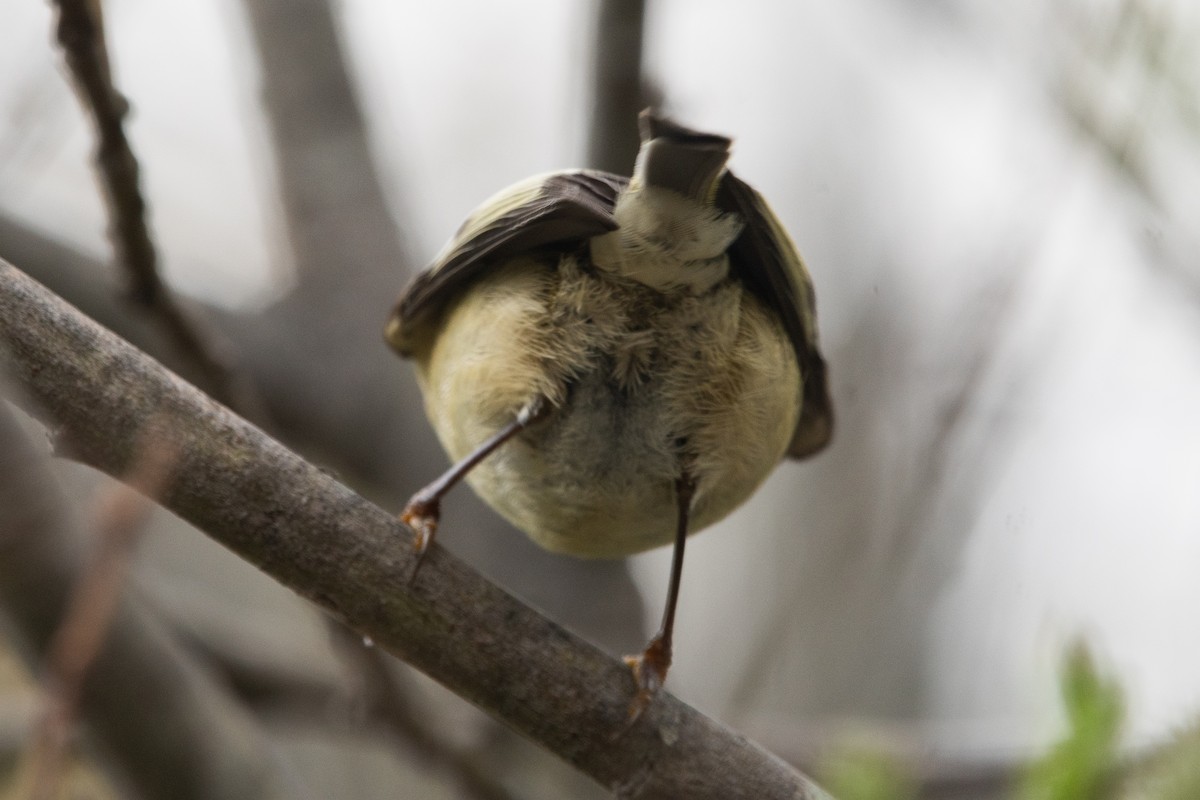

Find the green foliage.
[
  {"left": 1019, "top": 643, "right": 1124, "bottom": 800},
  {"left": 814, "top": 643, "right": 1200, "bottom": 800},
  {"left": 819, "top": 748, "right": 917, "bottom": 800}
]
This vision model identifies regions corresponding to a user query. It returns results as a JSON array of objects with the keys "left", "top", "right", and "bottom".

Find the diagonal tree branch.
[
  {"left": 330, "top": 625, "right": 521, "bottom": 800},
  {"left": 0, "top": 381, "right": 287, "bottom": 800},
  {"left": 0, "top": 257, "right": 832, "bottom": 800}
]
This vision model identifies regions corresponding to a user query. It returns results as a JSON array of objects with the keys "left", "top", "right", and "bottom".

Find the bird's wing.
[
  {"left": 717, "top": 171, "right": 833, "bottom": 459},
  {"left": 386, "top": 169, "right": 628, "bottom": 355}
]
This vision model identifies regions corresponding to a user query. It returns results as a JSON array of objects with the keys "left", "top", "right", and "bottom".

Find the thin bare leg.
[
  {"left": 624, "top": 470, "right": 696, "bottom": 722},
  {"left": 402, "top": 397, "right": 549, "bottom": 575}
]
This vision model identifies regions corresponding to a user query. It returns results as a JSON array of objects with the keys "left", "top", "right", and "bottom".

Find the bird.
[{"left": 385, "top": 109, "right": 832, "bottom": 720}]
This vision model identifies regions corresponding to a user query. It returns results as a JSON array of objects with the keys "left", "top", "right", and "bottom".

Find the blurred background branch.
[
  {"left": 0, "top": 376, "right": 287, "bottom": 800},
  {"left": 23, "top": 427, "right": 177, "bottom": 800},
  {"left": 49, "top": 0, "right": 255, "bottom": 412},
  {"left": 586, "top": 0, "right": 651, "bottom": 173}
]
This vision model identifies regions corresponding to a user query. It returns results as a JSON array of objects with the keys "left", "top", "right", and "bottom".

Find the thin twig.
[
  {"left": 49, "top": 0, "right": 256, "bottom": 413},
  {"left": 25, "top": 424, "right": 178, "bottom": 800}
]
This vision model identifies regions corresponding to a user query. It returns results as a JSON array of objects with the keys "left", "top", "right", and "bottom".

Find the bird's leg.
[
  {"left": 624, "top": 469, "right": 696, "bottom": 722},
  {"left": 401, "top": 396, "right": 550, "bottom": 573}
]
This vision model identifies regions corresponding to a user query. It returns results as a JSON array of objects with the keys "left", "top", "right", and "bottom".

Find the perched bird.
[{"left": 385, "top": 110, "right": 832, "bottom": 719}]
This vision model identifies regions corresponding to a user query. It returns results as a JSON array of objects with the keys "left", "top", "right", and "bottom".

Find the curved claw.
[
  {"left": 622, "top": 634, "right": 671, "bottom": 724},
  {"left": 400, "top": 495, "right": 441, "bottom": 580},
  {"left": 401, "top": 500, "right": 439, "bottom": 553}
]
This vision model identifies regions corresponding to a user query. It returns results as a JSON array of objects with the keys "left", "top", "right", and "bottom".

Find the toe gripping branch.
[
  {"left": 400, "top": 396, "right": 550, "bottom": 578},
  {"left": 624, "top": 470, "right": 696, "bottom": 723}
]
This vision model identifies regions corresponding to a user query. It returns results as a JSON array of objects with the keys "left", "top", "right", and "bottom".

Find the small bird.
[{"left": 385, "top": 110, "right": 832, "bottom": 719}]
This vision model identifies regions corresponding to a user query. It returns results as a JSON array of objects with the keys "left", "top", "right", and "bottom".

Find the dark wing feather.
[
  {"left": 386, "top": 170, "right": 628, "bottom": 355},
  {"left": 717, "top": 171, "right": 833, "bottom": 459}
]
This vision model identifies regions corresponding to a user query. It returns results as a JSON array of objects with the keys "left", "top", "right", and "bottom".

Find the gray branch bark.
[
  {"left": 0, "top": 257, "right": 831, "bottom": 800},
  {"left": 0, "top": 382, "right": 287, "bottom": 800}
]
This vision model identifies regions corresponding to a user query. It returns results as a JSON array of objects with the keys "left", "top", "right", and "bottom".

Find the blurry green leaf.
[
  {"left": 820, "top": 748, "right": 917, "bottom": 800},
  {"left": 1020, "top": 642, "right": 1124, "bottom": 800}
]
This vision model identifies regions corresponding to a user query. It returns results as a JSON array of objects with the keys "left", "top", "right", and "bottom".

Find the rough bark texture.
[
  {"left": 0, "top": 386, "right": 286, "bottom": 800},
  {"left": 0, "top": 258, "right": 830, "bottom": 799}
]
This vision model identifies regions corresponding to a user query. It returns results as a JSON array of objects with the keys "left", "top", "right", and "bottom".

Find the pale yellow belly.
[{"left": 413, "top": 258, "right": 801, "bottom": 558}]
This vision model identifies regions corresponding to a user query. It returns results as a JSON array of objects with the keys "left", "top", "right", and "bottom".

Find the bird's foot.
[
  {"left": 623, "top": 634, "right": 671, "bottom": 724},
  {"left": 399, "top": 494, "right": 440, "bottom": 580}
]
